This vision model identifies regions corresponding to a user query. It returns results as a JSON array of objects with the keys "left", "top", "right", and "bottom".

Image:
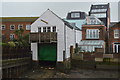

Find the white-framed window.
[
  {"left": 43, "top": 27, "right": 46, "bottom": 32},
  {"left": 1, "top": 25, "right": 5, "bottom": 30},
  {"left": 90, "top": 19, "right": 97, "bottom": 24},
  {"left": 10, "top": 25, "right": 15, "bottom": 30},
  {"left": 114, "top": 29, "right": 119, "bottom": 39},
  {"left": 18, "top": 24, "right": 23, "bottom": 30},
  {"left": 86, "top": 29, "right": 99, "bottom": 39},
  {"left": 47, "top": 27, "right": 51, "bottom": 32},
  {"left": 39, "top": 26, "right": 56, "bottom": 32},
  {"left": 91, "top": 13, "right": 106, "bottom": 18},
  {"left": 52, "top": 26, "right": 56, "bottom": 32},
  {"left": 10, "top": 34, "right": 15, "bottom": 40},
  {"left": 38, "top": 27, "right": 41, "bottom": 32},
  {"left": 91, "top": 9, "right": 107, "bottom": 13},
  {"left": 114, "top": 43, "right": 120, "bottom": 53},
  {"left": 71, "top": 13, "right": 80, "bottom": 18},
  {"left": 26, "top": 24, "right": 31, "bottom": 30}
]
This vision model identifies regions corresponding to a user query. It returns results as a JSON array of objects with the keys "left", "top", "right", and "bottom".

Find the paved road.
[
  {"left": 20, "top": 67, "right": 55, "bottom": 79},
  {"left": 69, "top": 68, "right": 119, "bottom": 78},
  {"left": 20, "top": 67, "right": 119, "bottom": 79}
]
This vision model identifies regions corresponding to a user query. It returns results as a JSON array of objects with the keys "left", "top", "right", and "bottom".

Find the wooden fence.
[
  {"left": 30, "top": 32, "right": 57, "bottom": 43},
  {"left": 2, "top": 47, "right": 32, "bottom": 79},
  {"left": 2, "top": 47, "right": 31, "bottom": 60}
]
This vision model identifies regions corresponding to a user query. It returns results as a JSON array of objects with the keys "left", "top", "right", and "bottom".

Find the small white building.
[{"left": 30, "top": 9, "right": 81, "bottom": 66}]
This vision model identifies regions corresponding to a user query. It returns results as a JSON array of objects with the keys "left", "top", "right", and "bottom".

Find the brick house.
[
  {"left": 89, "top": 3, "right": 110, "bottom": 30},
  {"left": 1, "top": 17, "right": 38, "bottom": 42},
  {"left": 108, "top": 22, "right": 120, "bottom": 53},
  {"left": 79, "top": 15, "right": 106, "bottom": 53}
]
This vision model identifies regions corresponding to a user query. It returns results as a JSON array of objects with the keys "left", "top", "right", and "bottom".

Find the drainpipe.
[
  {"left": 39, "top": 32, "right": 40, "bottom": 43},
  {"left": 74, "top": 27, "right": 76, "bottom": 47},
  {"left": 29, "top": 33, "right": 30, "bottom": 44},
  {"left": 64, "top": 23, "right": 66, "bottom": 60}
]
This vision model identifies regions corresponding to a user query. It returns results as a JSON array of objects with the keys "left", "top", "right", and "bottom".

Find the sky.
[{"left": 1, "top": 0, "right": 120, "bottom": 22}]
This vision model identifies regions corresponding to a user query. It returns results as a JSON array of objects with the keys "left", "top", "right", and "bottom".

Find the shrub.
[{"left": 8, "top": 41, "right": 16, "bottom": 48}]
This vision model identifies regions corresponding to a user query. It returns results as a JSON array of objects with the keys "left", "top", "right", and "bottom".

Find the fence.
[
  {"left": 2, "top": 47, "right": 31, "bottom": 60},
  {"left": 2, "top": 47, "right": 32, "bottom": 78}
]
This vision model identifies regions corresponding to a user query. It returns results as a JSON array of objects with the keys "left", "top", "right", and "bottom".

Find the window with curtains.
[
  {"left": 86, "top": 29, "right": 99, "bottom": 39},
  {"left": 114, "top": 29, "right": 119, "bottom": 39}
]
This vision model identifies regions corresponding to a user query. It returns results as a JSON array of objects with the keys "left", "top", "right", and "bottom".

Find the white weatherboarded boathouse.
[{"left": 30, "top": 9, "right": 81, "bottom": 67}]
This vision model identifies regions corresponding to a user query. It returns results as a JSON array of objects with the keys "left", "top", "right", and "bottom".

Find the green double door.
[{"left": 38, "top": 43, "right": 57, "bottom": 61}]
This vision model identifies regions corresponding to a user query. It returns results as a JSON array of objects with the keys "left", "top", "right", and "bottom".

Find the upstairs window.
[
  {"left": 10, "top": 25, "right": 15, "bottom": 30},
  {"left": 1, "top": 25, "right": 5, "bottom": 30},
  {"left": 18, "top": 24, "right": 23, "bottom": 30},
  {"left": 53, "top": 26, "right": 56, "bottom": 32},
  {"left": 114, "top": 29, "right": 119, "bottom": 39},
  {"left": 43, "top": 27, "right": 46, "bottom": 32},
  {"left": 86, "top": 29, "right": 99, "bottom": 39},
  {"left": 71, "top": 13, "right": 80, "bottom": 18},
  {"left": 38, "top": 26, "right": 56, "bottom": 32},
  {"left": 38, "top": 27, "right": 41, "bottom": 32},
  {"left": 26, "top": 25, "right": 31, "bottom": 30},
  {"left": 91, "top": 13, "right": 106, "bottom": 18},
  {"left": 47, "top": 27, "right": 51, "bottom": 32},
  {"left": 91, "top": 9, "right": 107, "bottom": 13},
  {"left": 90, "top": 19, "right": 97, "bottom": 24}
]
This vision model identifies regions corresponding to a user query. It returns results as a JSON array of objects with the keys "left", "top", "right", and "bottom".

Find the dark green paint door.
[{"left": 38, "top": 44, "right": 57, "bottom": 61}]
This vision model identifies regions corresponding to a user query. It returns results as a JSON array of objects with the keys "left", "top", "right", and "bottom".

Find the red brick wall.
[
  {"left": 82, "top": 52, "right": 95, "bottom": 61},
  {"left": 108, "top": 26, "right": 120, "bottom": 53},
  {"left": 2, "top": 22, "right": 32, "bottom": 42},
  {"left": 79, "top": 52, "right": 120, "bottom": 61},
  {"left": 82, "top": 25, "right": 106, "bottom": 40}
]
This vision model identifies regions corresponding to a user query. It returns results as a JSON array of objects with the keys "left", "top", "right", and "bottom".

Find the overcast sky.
[{"left": 1, "top": 1, "right": 119, "bottom": 22}]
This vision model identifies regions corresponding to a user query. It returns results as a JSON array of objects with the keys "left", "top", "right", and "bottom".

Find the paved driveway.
[
  {"left": 20, "top": 67, "right": 119, "bottom": 79},
  {"left": 53, "top": 68, "right": 119, "bottom": 78}
]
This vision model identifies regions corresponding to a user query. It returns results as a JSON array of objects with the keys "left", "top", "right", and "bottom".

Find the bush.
[
  {"left": 8, "top": 41, "right": 16, "bottom": 47},
  {"left": 0, "top": 42, "right": 8, "bottom": 47}
]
